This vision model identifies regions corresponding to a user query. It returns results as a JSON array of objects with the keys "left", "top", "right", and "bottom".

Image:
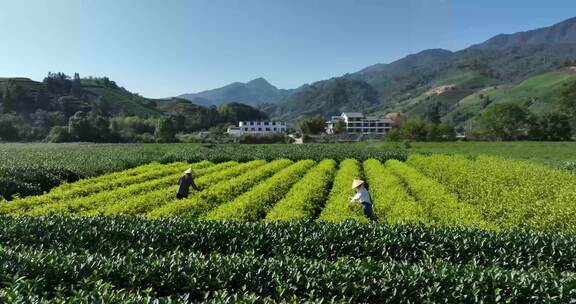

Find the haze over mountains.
[{"left": 179, "top": 16, "right": 576, "bottom": 125}]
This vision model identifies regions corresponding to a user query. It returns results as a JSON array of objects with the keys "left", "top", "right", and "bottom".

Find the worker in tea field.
[
  {"left": 350, "top": 179, "right": 377, "bottom": 222},
  {"left": 176, "top": 168, "right": 199, "bottom": 199}
]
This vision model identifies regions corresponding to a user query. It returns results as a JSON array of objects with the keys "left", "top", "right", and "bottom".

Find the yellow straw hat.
[
  {"left": 184, "top": 168, "right": 195, "bottom": 176},
  {"left": 351, "top": 179, "right": 364, "bottom": 189}
]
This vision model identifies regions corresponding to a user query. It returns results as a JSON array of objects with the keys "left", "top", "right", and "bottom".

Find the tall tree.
[
  {"left": 34, "top": 87, "right": 49, "bottom": 109},
  {"left": 70, "top": 73, "right": 82, "bottom": 97},
  {"left": 68, "top": 111, "right": 94, "bottom": 141},
  {"left": 299, "top": 115, "right": 326, "bottom": 135},
  {"left": 334, "top": 120, "right": 347, "bottom": 134},
  {"left": 533, "top": 112, "right": 573, "bottom": 141},
  {"left": 0, "top": 114, "right": 20, "bottom": 141},
  {"left": 560, "top": 81, "right": 576, "bottom": 129},
  {"left": 426, "top": 102, "right": 441, "bottom": 123},
  {"left": 91, "top": 97, "right": 110, "bottom": 117},
  {"left": 1, "top": 87, "right": 12, "bottom": 114},
  {"left": 155, "top": 116, "right": 178, "bottom": 142},
  {"left": 478, "top": 103, "right": 531, "bottom": 140}
]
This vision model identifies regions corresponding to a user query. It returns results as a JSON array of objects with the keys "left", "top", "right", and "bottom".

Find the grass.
[{"left": 362, "top": 141, "right": 576, "bottom": 167}]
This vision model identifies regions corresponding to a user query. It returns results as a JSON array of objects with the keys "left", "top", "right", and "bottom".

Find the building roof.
[{"left": 342, "top": 112, "right": 364, "bottom": 118}]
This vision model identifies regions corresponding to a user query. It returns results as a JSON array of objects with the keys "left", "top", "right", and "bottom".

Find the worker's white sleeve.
[{"left": 351, "top": 192, "right": 361, "bottom": 202}]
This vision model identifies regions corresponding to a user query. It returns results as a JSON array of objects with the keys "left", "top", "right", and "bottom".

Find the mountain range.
[
  {"left": 179, "top": 78, "right": 293, "bottom": 107},
  {"left": 179, "top": 16, "right": 576, "bottom": 126}
]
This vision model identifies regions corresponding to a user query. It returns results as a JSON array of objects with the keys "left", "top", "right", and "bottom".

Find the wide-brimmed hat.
[
  {"left": 351, "top": 179, "right": 364, "bottom": 189},
  {"left": 184, "top": 168, "right": 195, "bottom": 176}
]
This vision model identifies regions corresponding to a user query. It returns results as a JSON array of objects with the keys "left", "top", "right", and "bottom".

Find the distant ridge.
[
  {"left": 267, "top": 16, "right": 576, "bottom": 121},
  {"left": 472, "top": 17, "right": 576, "bottom": 49},
  {"left": 177, "top": 16, "right": 576, "bottom": 124},
  {"left": 179, "top": 77, "right": 293, "bottom": 107}
]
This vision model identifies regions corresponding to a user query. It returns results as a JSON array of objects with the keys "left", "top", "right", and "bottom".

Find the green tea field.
[
  {"left": 4, "top": 155, "right": 576, "bottom": 230},
  {"left": 1, "top": 152, "right": 576, "bottom": 302}
]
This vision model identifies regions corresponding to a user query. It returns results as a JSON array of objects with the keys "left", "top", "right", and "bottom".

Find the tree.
[
  {"left": 70, "top": 72, "right": 82, "bottom": 97},
  {"left": 30, "top": 109, "right": 51, "bottom": 128},
  {"left": 58, "top": 96, "right": 90, "bottom": 118},
  {"left": 334, "top": 119, "right": 347, "bottom": 134},
  {"left": 68, "top": 111, "right": 94, "bottom": 141},
  {"left": 424, "top": 122, "right": 441, "bottom": 140},
  {"left": 34, "top": 88, "right": 49, "bottom": 109},
  {"left": 45, "top": 126, "right": 72, "bottom": 143},
  {"left": 0, "top": 114, "right": 20, "bottom": 141},
  {"left": 91, "top": 97, "right": 110, "bottom": 117},
  {"left": 531, "top": 112, "right": 572, "bottom": 141},
  {"left": 1, "top": 86, "right": 12, "bottom": 114},
  {"left": 384, "top": 128, "right": 402, "bottom": 141},
  {"left": 560, "top": 81, "right": 576, "bottom": 129},
  {"left": 67, "top": 111, "right": 112, "bottom": 142},
  {"left": 155, "top": 116, "right": 178, "bottom": 142},
  {"left": 110, "top": 116, "right": 157, "bottom": 142},
  {"left": 478, "top": 103, "right": 531, "bottom": 140},
  {"left": 90, "top": 115, "right": 113, "bottom": 141},
  {"left": 217, "top": 103, "right": 268, "bottom": 124},
  {"left": 425, "top": 102, "right": 441, "bottom": 123},
  {"left": 401, "top": 118, "right": 427, "bottom": 140},
  {"left": 481, "top": 95, "right": 493, "bottom": 109},
  {"left": 299, "top": 115, "right": 326, "bottom": 135},
  {"left": 436, "top": 123, "right": 456, "bottom": 140},
  {"left": 43, "top": 72, "right": 71, "bottom": 94}
]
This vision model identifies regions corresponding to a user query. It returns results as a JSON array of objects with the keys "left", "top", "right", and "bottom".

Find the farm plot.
[
  {"left": 2, "top": 156, "right": 576, "bottom": 232},
  {"left": 407, "top": 154, "right": 576, "bottom": 231},
  {"left": 0, "top": 217, "right": 575, "bottom": 302},
  {"left": 1, "top": 155, "right": 576, "bottom": 302}
]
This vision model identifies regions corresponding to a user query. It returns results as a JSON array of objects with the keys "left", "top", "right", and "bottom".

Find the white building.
[
  {"left": 326, "top": 112, "right": 394, "bottom": 135},
  {"left": 227, "top": 121, "right": 288, "bottom": 137}
]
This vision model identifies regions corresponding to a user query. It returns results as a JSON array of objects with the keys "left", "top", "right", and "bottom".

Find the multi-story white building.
[
  {"left": 326, "top": 112, "right": 394, "bottom": 135},
  {"left": 227, "top": 121, "right": 288, "bottom": 137}
]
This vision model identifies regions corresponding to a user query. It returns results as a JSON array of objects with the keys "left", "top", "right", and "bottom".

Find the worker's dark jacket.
[{"left": 177, "top": 174, "right": 199, "bottom": 197}]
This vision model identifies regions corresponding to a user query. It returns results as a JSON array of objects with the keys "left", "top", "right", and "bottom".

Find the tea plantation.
[{"left": 1, "top": 153, "right": 576, "bottom": 302}]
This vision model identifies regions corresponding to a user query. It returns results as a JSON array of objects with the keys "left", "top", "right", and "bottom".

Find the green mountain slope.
[
  {"left": 0, "top": 77, "right": 163, "bottom": 117},
  {"left": 472, "top": 17, "right": 576, "bottom": 49},
  {"left": 179, "top": 78, "right": 293, "bottom": 107},
  {"left": 263, "top": 17, "right": 576, "bottom": 121},
  {"left": 81, "top": 79, "right": 162, "bottom": 117},
  {"left": 0, "top": 74, "right": 268, "bottom": 142},
  {"left": 268, "top": 78, "right": 380, "bottom": 120},
  {"left": 446, "top": 70, "right": 576, "bottom": 126}
]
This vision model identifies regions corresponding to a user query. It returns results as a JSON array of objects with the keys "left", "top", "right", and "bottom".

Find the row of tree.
[
  {"left": 296, "top": 80, "right": 576, "bottom": 141},
  {"left": 0, "top": 72, "right": 270, "bottom": 143},
  {"left": 296, "top": 114, "right": 456, "bottom": 141},
  {"left": 45, "top": 102, "right": 270, "bottom": 143},
  {"left": 470, "top": 81, "right": 576, "bottom": 140}
]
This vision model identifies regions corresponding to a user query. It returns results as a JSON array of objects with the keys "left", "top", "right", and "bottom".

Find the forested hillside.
[
  {"left": 262, "top": 17, "right": 576, "bottom": 131},
  {"left": 0, "top": 73, "right": 267, "bottom": 142}
]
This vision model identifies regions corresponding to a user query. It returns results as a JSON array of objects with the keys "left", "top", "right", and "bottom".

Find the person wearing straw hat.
[
  {"left": 176, "top": 168, "right": 199, "bottom": 199},
  {"left": 350, "top": 179, "right": 377, "bottom": 222}
]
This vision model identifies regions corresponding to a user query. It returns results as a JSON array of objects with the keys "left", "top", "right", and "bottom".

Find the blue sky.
[{"left": 1, "top": 0, "right": 575, "bottom": 98}]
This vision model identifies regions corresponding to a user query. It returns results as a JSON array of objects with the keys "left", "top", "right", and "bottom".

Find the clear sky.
[{"left": 1, "top": 0, "right": 575, "bottom": 98}]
